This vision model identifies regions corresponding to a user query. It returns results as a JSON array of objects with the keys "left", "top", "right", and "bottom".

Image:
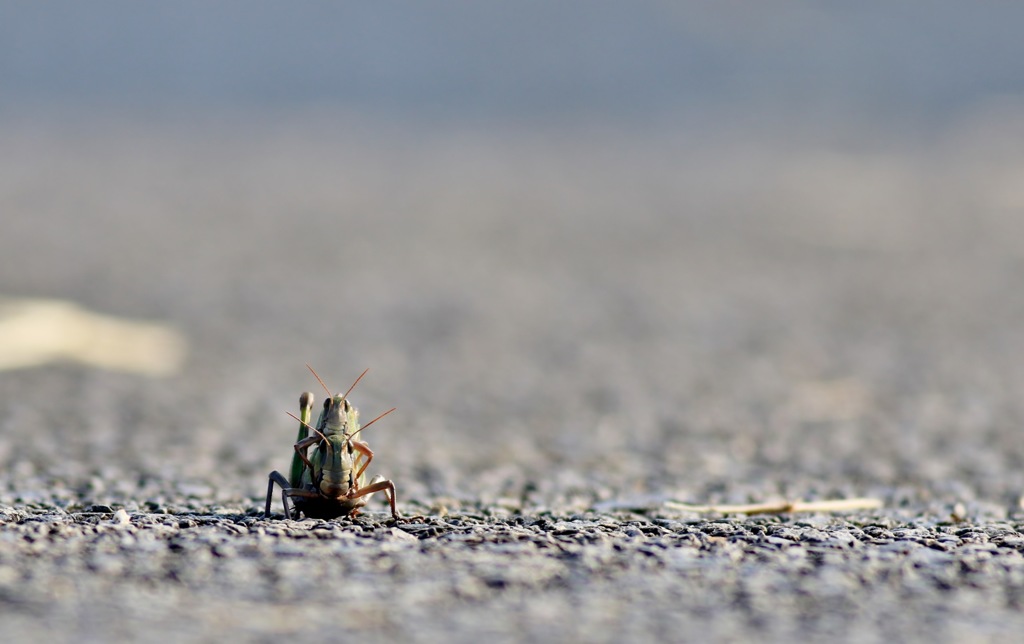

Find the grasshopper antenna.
[
  {"left": 341, "top": 368, "right": 370, "bottom": 401},
  {"left": 306, "top": 363, "right": 334, "bottom": 397},
  {"left": 287, "top": 411, "right": 329, "bottom": 444},
  {"left": 347, "top": 407, "right": 396, "bottom": 441}
]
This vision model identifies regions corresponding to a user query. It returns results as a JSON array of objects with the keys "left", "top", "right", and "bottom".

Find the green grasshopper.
[{"left": 265, "top": 366, "right": 400, "bottom": 521}]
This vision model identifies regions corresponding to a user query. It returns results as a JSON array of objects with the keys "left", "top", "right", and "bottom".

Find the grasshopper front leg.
[{"left": 351, "top": 439, "right": 374, "bottom": 482}]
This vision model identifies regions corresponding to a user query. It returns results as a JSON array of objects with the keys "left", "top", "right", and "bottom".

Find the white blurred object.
[{"left": 0, "top": 296, "right": 187, "bottom": 375}]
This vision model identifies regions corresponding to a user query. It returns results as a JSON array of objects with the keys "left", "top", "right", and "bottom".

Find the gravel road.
[{"left": 2, "top": 114, "right": 1024, "bottom": 643}]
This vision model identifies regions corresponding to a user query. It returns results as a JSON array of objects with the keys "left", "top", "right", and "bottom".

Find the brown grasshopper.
[{"left": 265, "top": 366, "right": 400, "bottom": 521}]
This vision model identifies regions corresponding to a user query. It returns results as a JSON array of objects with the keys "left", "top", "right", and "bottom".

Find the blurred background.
[{"left": 2, "top": 2, "right": 1024, "bottom": 512}]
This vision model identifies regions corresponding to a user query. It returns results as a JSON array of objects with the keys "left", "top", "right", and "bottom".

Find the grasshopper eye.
[{"left": 323, "top": 398, "right": 332, "bottom": 411}]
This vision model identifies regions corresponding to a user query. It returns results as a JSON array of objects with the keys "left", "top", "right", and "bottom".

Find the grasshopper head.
[{"left": 322, "top": 393, "right": 359, "bottom": 437}]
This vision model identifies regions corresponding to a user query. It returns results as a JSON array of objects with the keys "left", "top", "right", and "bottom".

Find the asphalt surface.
[{"left": 2, "top": 113, "right": 1024, "bottom": 643}]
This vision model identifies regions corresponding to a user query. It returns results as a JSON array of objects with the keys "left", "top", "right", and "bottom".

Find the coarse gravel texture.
[
  {"left": 2, "top": 114, "right": 1024, "bottom": 642},
  {"left": 3, "top": 505, "right": 1024, "bottom": 643}
]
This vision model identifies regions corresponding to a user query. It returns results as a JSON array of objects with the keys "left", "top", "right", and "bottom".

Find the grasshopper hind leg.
[
  {"left": 266, "top": 470, "right": 295, "bottom": 519},
  {"left": 354, "top": 474, "right": 401, "bottom": 521},
  {"left": 266, "top": 470, "right": 322, "bottom": 519}
]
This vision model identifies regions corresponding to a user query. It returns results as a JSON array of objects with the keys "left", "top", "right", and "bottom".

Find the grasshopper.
[{"left": 265, "top": 366, "right": 400, "bottom": 521}]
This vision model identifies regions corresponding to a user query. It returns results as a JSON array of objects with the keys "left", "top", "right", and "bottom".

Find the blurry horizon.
[
  {"left": 3, "top": 2, "right": 1024, "bottom": 132},
  {"left": 3, "top": 1, "right": 1024, "bottom": 302}
]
